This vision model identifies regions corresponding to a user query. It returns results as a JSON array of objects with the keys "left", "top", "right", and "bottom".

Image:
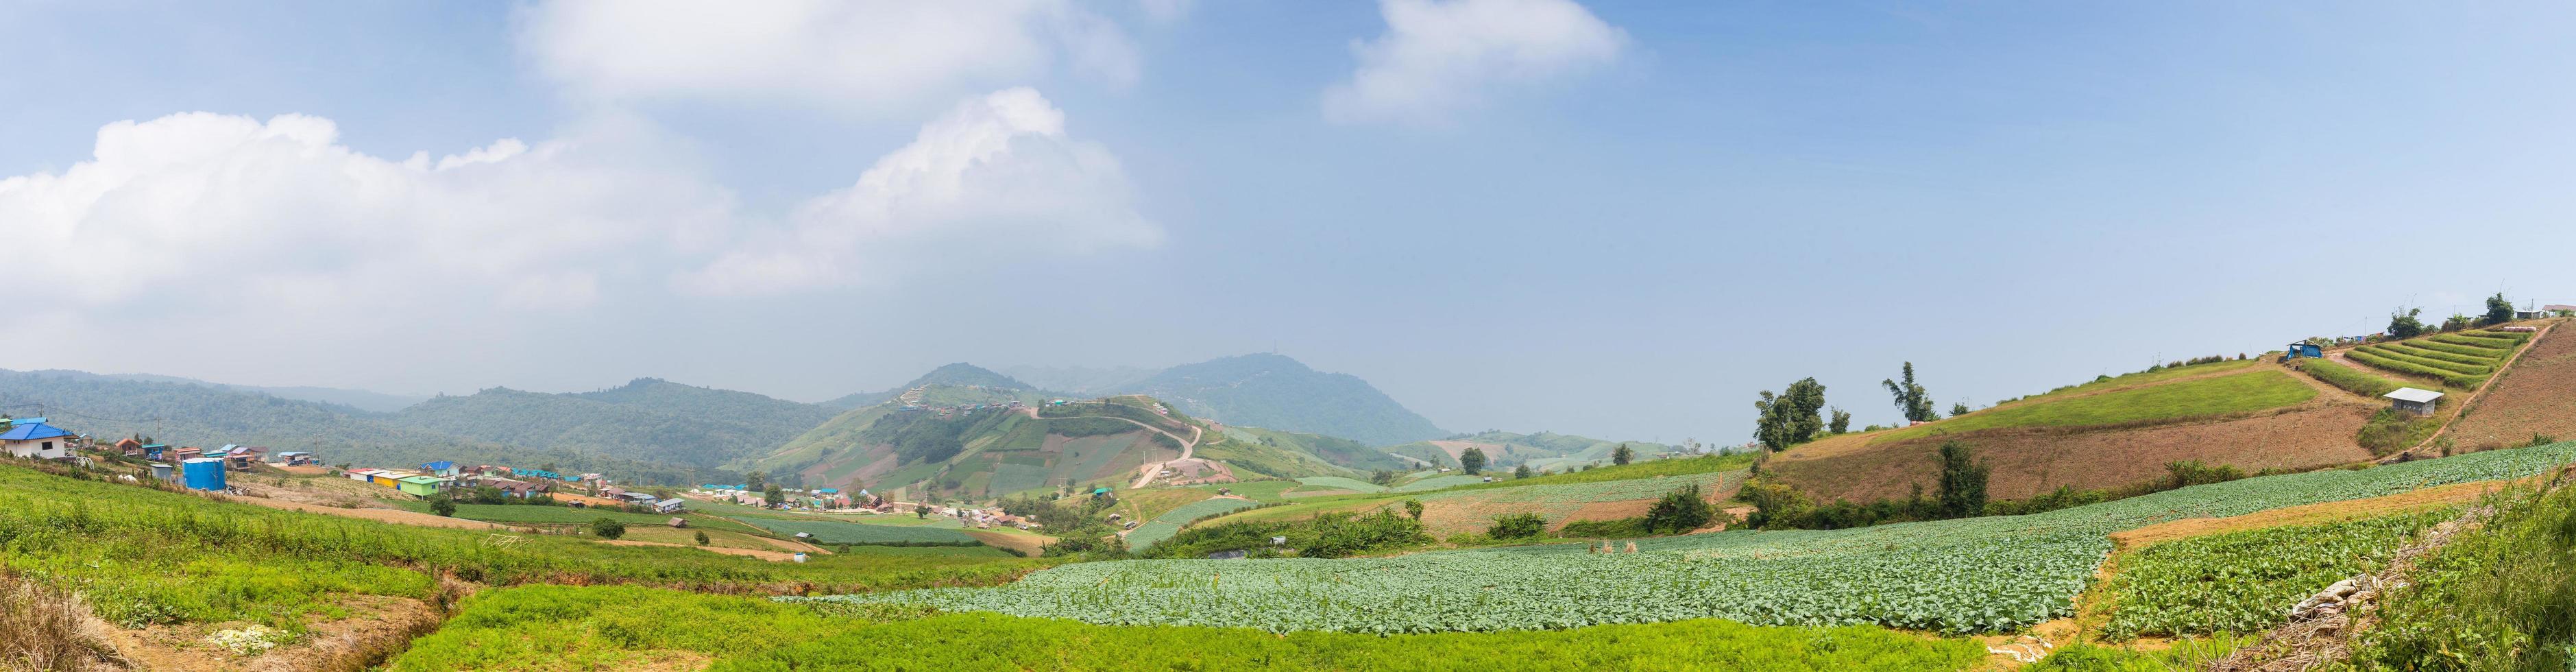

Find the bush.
[
  {"left": 2342, "top": 484, "right": 2576, "bottom": 669},
  {"left": 590, "top": 518, "right": 627, "bottom": 540},
  {"left": 1642, "top": 484, "right": 1714, "bottom": 533},
  {"left": 693, "top": 531, "right": 709, "bottom": 547},
  {"left": 2163, "top": 460, "right": 2246, "bottom": 489},
  {"left": 428, "top": 494, "right": 457, "bottom": 518},
  {"left": 1487, "top": 513, "right": 1545, "bottom": 540},
  {"left": 2357, "top": 409, "right": 2440, "bottom": 456},
  {"left": 1557, "top": 517, "right": 1651, "bottom": 538}
]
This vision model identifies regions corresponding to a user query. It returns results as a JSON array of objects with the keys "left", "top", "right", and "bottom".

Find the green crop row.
[
  {"left": 2404, "top": 339, "right": 2512, "bottom": 359},
  {"left": 2432, "top": 333, "right": 2520, "bottom": 350},
  {"left": 1393, "top": 475, "right": 1490, "bottom": 492},
  {"left": 2300, "top": 359, "right": 2402, "bottom": 398},
  {"left": 2356, "top": 346, "right": 2492, "bottom": 376},
  {"left": 2102, "top": 508, "right": 2453, "bottom": 639},
  {"left": 2345, "top": 349, "right": 2483, "bottom": 388},
  {"left": 1292, "top": 476, "right": 1386, "bottom": 493},
  {"left": 389, "top": 584, "right": 1989, "bottom": 671},
  {"left": 805, "top": 442, "right": 2576, "bottom": 634},
  {"left": 1125, "top": 497, "right": 1264, "bottom": 551},
  {"left": 2376, "top": 343, "right": 2496, "bottom": 368}
]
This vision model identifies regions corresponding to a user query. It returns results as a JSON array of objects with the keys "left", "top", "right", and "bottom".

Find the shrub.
[
  {"left": 1642, "top": 484, "right": 1714, "bottom": 533},
  {"left": 1936, "top": 442, "right": 1988, "bottom": 519},
  {"left": 429, "top": 494, "right": 457, "bottom": 518},
  {"left": 693, "top": 531, "right": 709, "bottom": 546},
  {"left": 2357, "top": 409, "right": 2440, "bottom": 456},
  {"left": 590, "top": 518, "right": 627, "bottom": 540},
  {"left": 1557, "top": 517, "right": 1650, "bottom": 538},
  {"left": 2163, "top": 460, "right": 2246, "bottom": 489},
  {"left": 1487, "top": 513, "right": 1546, "bottom": 540}
]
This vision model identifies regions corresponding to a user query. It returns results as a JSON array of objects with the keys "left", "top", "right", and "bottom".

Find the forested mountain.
[
  {"left": 1119, "top": 354, "right": 1446, "bottom": 446},
  {"left": 0, "top": 370, "right": 717, "bottom": 483},
  {"left": 388, "top": 379, "right": 834, "bottom": 471},
  {"left": 96, "top": 373, "right": 428, "bottom": 413}
]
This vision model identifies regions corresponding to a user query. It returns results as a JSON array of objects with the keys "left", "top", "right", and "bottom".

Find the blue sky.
[{"left": 5, "top": 1, "right": 2574, "bottom": 446}]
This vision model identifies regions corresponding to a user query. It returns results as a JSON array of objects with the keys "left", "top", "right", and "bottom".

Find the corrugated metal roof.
[
  {"left": 2383, "top": 387, "right": 2444, "bottom": 403},
  {"left": 0, "top": 423, "right": 73, "bottom": 441}
]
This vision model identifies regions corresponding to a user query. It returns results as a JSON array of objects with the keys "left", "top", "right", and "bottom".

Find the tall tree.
[
  {"left": 1883, "top": 363, "right": 1936, "bottom": 423},
  {"left": 762, "top": 484, "right": 784, "bottom": 505},
  {"left": 1612, "top": 443, "right": 1634, "bottom": 466},
  {"left": 744, "top": 471, "right": 767, "bottom": 492},
  {"left": 1828, "top": 407, "right": 1851, "bottom": 434},
  {"left": 2387, "top": 307, "right": 2428, "bottom": 338},
  {"left": 2484, "top": 293, "right": 2516, "bottom": 325},
  {"left": 1753, "top": 377, "right": 1830, "bottom": 451},
  {"left": 1934, "top": 441, "right": 1989, "bottom": 519},
  {"left": 1458, "top": 447, "right": 1487, "bottom": 475},
  {"left": 1513, "top": 464, "right": 1533, "bottom": 479}
]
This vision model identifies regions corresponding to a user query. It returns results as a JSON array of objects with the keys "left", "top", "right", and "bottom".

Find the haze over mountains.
[{"left": 0, "top": 353, "right": 1513, "bottom": 485}]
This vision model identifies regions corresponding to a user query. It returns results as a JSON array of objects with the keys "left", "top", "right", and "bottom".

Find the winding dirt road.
[{"left": 1009, "top": 406, "right": 1204, "bottom": 488}]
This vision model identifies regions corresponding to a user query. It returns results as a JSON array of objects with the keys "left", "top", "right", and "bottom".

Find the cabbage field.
[{"left": 803, "top": 442, "right": 2576, "bottom": 634}]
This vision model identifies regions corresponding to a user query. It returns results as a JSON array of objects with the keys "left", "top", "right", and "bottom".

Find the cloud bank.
[{"left": 1324, "top": 0, "right": 1627, "bottom": 125}]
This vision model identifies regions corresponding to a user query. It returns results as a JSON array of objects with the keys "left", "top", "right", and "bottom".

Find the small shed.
[
  {"left": 2383, "top": 387, "right": 2444, "bottom": 416},
  {"left": 2516, "top": 309, "right": 2548, "bottom": 320},
  {"left": 666, "top": 517, "right": 688, "bottom": 528},
  {"left": 149, "top": 463, "right": 175, "bottom": 481},
  {"left": 2286, "top": 342, "right": 2324, "bottom": 359},
  {"left": 792, "top": 531, "right": 815, "bottom": 540}
]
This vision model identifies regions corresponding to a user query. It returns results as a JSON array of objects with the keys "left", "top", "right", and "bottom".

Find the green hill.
[
  {"left": 820, "top": 363, "right": 1056, "bottom": 409},
  {"left": 0, "top": 369, "right": 716, "bottom": 484},
  {"left": 1385, "top": 431, "right": 1673, "bottom": 472},
  {"left": 1118, "top": 354, "right": 1446, "bottom": 446},
  {"left": 747, "top": 391, "right": 1189, "bottom": 501},
  {"left": 389, "top": 378, "right": 836, "bottom": 474},
  {"left": 1200, "top": 426, "right": 1411, "bottom": 477}
]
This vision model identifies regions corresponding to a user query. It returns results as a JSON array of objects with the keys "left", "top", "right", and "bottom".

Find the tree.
[
  {"left": 1368, "top": 469, "right": 1397, "bottom": 486},
  {"left": 1753, "top": 377, "right": 1829, "bottom": 451},
  {"left": 2387, "top": 307, "right": 2428, "bottom": 338},
  {"left": 914, "top": 504, "right": 932, "bottom": 519},
  {"left": 1828, "top": 407, "right": 1851, "bottom": 434},
  {"left": 1402, "top": 499, "right": 1424, "bottom": 520},
  {"left": 590, "top": 518, "right": 627, "bottom": 540},
  {"left": 744, "top": 471, "right": 766, "bottom": 492},
  {"left": 692, "top": 530, "right": 710, "bottom": 546},
  {"left": 2484, "top": 293, "right": 2516, "bottom": 326},
  {"left": 1934, "top": 441, "right": 1988, "bottom": 519},
  {"left": 763, "top": 484, "right": 785, "bottom": 505},
  {"left": 1488, "top": 512, "right": 1544, "bottom": 539},
  {"left": 1642, "top": 484, "right": 1714, "bottom": 533},
  {"left": 428, "top": 494, "right": 456, "bottom": 518},
  {"left": 1459, "top": 447, "right": 1487, "bottom": 475},
  {"left": 1950, "top": 402, "right": 1971, "bottom": 418},
  {"left": 1513, "top": 464, "right": 1533, "bottom": 479},
  {"left": 1612, "top": 444, "right": 1634, "bottom": 466},
  {"left": 1882, "top": 363, "right": 1936, "bottom": 423},
  {"left": 2442, "top": 313, "right": 2474, "bottom": 332}
]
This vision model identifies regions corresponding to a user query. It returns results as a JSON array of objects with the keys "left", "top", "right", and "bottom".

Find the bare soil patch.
[
  {"left": 1771, "top": 404, "right": 2376, "bottom": 503},
  {"left": 961, "top": 529, "right": 1052, "bottom": 555},
  {"left": 1425, "top": 440, "right": 1502, "bottom": 462},
  {"left": 2446, "top": 323, "right": 2576, "bottom": 450},
  {"left": 104, "top": 594, "right": 443, "bottom": 672}
]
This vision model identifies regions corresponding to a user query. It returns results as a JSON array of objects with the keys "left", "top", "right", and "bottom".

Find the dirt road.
[{"left": 1012, "top": 407, "right": 1203, "bottom": 489}]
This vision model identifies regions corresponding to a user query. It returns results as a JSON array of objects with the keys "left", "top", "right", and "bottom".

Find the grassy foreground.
[{"left": 389, "top": 584, "right": 1991, "bottom": 671}]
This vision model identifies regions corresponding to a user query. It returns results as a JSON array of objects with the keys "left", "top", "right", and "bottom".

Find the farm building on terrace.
[
  {"left": 2383, "top": 387, "right": 2444, "bottom": 416},
  {"left": 2285, "top": 342, "right": 2323, "bottom": 359},
  {"left": 0, "top": 422, "right": 76, "bottom": 460}
]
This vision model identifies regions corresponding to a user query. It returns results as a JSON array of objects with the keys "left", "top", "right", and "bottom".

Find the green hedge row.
[
  {"left": 2359, "top": 346, "right": 2492, "bottom": 375},
  {"left": 2433, "top": 333, "right": 2520, "bottom": 350},
  {"left": 2406, "top": 339, "right": 2512, "bottom": 359},
  {"left": 2378, "top": 343, "right": 2493, "bottom": 367}
]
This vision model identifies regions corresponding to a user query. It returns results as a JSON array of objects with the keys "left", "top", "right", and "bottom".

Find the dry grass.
[{"left": 0, "top": 576, "right": 127, "bottom": 671}]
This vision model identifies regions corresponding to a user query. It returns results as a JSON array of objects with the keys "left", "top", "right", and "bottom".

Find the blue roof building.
[{"left": 1, "top": 422, "right": 76, "bottom": 460}]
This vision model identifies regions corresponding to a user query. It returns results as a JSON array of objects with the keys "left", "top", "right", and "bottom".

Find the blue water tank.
[{"left": 182, "top": 457, "right": 226, "bottom": 491}]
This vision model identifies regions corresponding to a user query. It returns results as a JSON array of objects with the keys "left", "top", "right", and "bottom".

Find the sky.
[{"left": 5, "top": 1, "right": 2576, "bottom": 446}]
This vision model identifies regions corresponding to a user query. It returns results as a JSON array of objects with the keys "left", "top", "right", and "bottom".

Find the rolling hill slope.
[
  {"left": 820, "top": 363, "right": 1058, "bottom": 409},
  {"left": 746, "top": 393, "right": 1192, "bottom": 499},
  {"left": 1385, "top": 431, "right": 1673, "bottom": 472},
  {"left": 389, "top": 378, "right": 836, "bottom": 473}
]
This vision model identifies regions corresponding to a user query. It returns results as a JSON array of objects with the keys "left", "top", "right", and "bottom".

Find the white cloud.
[
  {"left": 518, "top": 0, "right": 1139, "bottom": 112},
  {"left": 0, "top": 112, "right": 730, "bottom": 315},
  {"left": 678, "top": 88, "right": 1161, "bottom": 296},
  {"left": 1324, "top": 0, "right": 1626, "bottom": 125}
]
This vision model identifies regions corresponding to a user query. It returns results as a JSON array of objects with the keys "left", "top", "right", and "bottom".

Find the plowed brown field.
[
  {"left": 1769, "top": 404, "right": 2376, "bottom": 503},
  {"left": 2449, "top": 323, "right": 2576, "bottom": 450}
]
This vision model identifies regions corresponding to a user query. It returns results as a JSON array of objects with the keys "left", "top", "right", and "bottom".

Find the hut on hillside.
[{"left": 2383, "top": 387, "right": 2443, "bottom": 416}]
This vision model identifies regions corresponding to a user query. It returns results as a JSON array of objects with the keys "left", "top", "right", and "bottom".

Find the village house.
[
  {"left": 113, "top": 437, "right": 143, "bottom": 457},
  {"left": 653, "top": 498, "right": 685, "bottom": 514},
  {"left": 0, "top": 422, "right": 76, "bottom": 460}
]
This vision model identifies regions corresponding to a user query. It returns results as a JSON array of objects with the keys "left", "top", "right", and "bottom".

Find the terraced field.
[
  {"left": 739, "top": 517, "right": 982, "bottom": 546},
  {"left": 808, "top": 442, "right": 2576, "bottom": 634},
  {"left": 1124, "top": 497, "right": 1265, "bottom": 551},
  {"left": 2343, "top": 329, "right": 2531, "bottom": 389}
]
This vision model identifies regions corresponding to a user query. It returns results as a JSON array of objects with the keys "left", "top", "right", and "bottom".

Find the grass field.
[
  {"left": 1123, "top": 497, "right": 1265, "bottom": 551},
  {"left": 738, "top": 517, "right": 982, "bottom": 546},
  {"left": 1875, "top": 370, "right": 2317, "bottom": 443},
  {"left": 389, "top": 584, "right": 1990, "bottom": 671},
  {"left": 2015, "top": 359, "right": 2263, "bottom": 404},
  {"left": 1293, "top": 476, "right": 1387, "bottom": 493},
  {"left": 814, "top": 442, "right": 2576, "bottom": 634},
  {"left": 389, "top": 501, "right": 768, "bottom": 535},
  {"left": 2300, "top": 357, "right": 2404, "bottom": 398}
]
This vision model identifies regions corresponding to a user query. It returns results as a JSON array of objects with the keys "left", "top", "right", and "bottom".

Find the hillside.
[
  {"left": 1385, "top": 430, "right": 1673, "bottom": 472},
  {"left": 389, "top": 379, "right": 836, "bottom": 473},
  {"left": 1196, "top": 425, "right": 1409, "bottom": 477},
  {"left": 97, "top": 372, "right": 430, "bottom": 412},
  {"left": 819, "top": 363, "right": 1055, "bottom": 409},
  {"left": 746, "top": 392, "right": 1197, "bottom": 500},
  {"left": 0, "top": 369, "right": 716, "bottom": 483},
  {"left": 1116, "top": 354, "right": 1446, "bottom": 446}
]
